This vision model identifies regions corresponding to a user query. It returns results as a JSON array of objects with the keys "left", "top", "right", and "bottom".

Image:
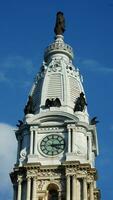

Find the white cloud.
[
  {"left": 1, "top": 55, "right": 34, "bottom": 74},
  {"left": 0, "top": 55, "right": 36, "bottom": 88},
  {"left": 0, "top": 123, "right": 17, "bottom": 199},
  {"left": 79, "top": 58, "right": 113, "bottom": 73}
]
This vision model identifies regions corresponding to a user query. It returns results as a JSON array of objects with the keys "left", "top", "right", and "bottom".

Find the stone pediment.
[{"left": 25, "top": 111, "right": 79, "bottom": 126}]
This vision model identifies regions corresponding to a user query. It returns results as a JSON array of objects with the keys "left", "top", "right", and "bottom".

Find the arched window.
[
  {"left": 47, "top": 183, "right": 59, "bottom": 200},
  {"left": 48, "top": 189, "right": 58, "bottom": 200}
]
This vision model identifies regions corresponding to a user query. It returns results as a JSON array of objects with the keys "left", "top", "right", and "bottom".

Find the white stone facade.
[{"left": 10, "top": 32, "right": 100, "bottom": 199}]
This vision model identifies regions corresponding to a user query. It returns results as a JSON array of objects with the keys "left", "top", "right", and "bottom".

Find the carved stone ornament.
[
  {"left": 77, "top": 170, "right": 87, "bottom": 177},
  {"left": 66, "top": 167, "right": 77, "bottom": 175},
  {"left": 27, "top": 169, "right": 38, "bottom": 176},
  {"left": 38, "top": 171, "right": 60, "bottom": 177},
  {"left": 19, "top": 148, "right": 27, "bottom": 166},
  {"left": 87, "top": 175, "right": 94, "bottom": 182},
  {"left": 48, "top": 59, "right": 62, "bottom": 73},
  {"left": 37, "top": 180, "right": 45, "bottom": 190}
]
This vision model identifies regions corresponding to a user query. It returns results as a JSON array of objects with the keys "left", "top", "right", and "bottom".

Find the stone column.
[
  {"left": 45, "top": 191, "right": 48, "bottom": 200},
  {"left": 58, "top": 191, "right": 62, "bottom": 200},
  {"left": 17, "top": 176, "right": 22, "bottom": 200},
  {"left": 77, "top": 179, "right": 80, "bottom": 200},
  {"left": 32, "top": 177, "right": 37, "bottom": 200},
  {"left": 90, "top": 182, "right": 94, "bottom": 200},
  {"left": 26, "top": 177, "right": 31, "bottom": 200},
  {"left": 68, "top": 128, "right": 71, "bottom": 153},
  {"left": 73, "top": 128, "right": 76, "bottom": 152},
  {"left": 72, "top": 175, "right": 77, "bottom": 200},
  {"left": 30, "top": 130, "right": 33, "bottom": 154},
  {"left": 66, "top": 175, "right": 70, "bottom": 200},
  {"left": 83, "top": 178, "right": 87, "bottom": 200},
  {"left": 34, "top": 130, "right": 37, "bottom": 154}
]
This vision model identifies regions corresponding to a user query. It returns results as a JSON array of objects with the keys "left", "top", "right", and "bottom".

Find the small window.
[{"left": 39, "top": 197, "right": 43, "bottom": 200}]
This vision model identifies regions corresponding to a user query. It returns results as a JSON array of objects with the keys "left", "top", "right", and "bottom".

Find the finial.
[{"left": 54, "top": 11, "right": 65, "bottom": 35}]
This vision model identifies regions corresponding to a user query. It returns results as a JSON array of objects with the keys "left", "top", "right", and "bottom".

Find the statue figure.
[
  {"left": 41, "top": 61, "right": 47, "bottom": 72},
  {"left": 90, "top": 117, "right": 99, "bottom": 125},
  {"left": 24, "top": 96, "right": 34, "bottom": 115},
  {"left": 45, "top": 98, "right": 61, "bottom": 108},
  {"left": 74, "top": 92, "right": 87, "bottom": 112},
  {"left": 53, "top": 98, "right": 61, "bottom": 107},
  {"left": 16, "top": 120, "right": 23, "bottom": 128},
  {"left": 45, "top": 98, "right": 53, "bottom": 108},
  {"left": 54, "top": 11, "right": 65, "bottom": 35}
]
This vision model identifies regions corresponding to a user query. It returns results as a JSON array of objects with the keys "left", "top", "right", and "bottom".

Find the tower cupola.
[{"left": 44, "top": 35, "right": 74, "bottom": 62}]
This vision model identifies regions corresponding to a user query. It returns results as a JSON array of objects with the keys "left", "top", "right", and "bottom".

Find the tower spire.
[{"left": 10, "top": 12, "right": 100, "bottom": 200}]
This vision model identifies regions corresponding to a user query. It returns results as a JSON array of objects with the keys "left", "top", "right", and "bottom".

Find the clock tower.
[{"left": 10, "top": 12, "right": 100, "bottom": 200}]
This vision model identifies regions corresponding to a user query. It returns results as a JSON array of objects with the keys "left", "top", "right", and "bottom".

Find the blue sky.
[{"left": 0, "top": 0, "right": 113, "bottom": 199}]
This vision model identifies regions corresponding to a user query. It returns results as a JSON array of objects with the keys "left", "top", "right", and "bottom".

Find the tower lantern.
[{"left": 10, "top": 12, "right": 100, "bottom": 200}]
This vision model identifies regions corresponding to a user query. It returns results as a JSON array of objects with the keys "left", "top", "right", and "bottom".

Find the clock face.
[{"left": 40, "top": 134, "right": 65, "bottom": 156}]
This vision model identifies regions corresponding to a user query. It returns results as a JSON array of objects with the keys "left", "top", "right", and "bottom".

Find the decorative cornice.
[
  {"left": 44, "top": 35, "right": 74, "bottom": 61},
  {"left": 10, "top": 161, "right": 98, "bottom": 184}
]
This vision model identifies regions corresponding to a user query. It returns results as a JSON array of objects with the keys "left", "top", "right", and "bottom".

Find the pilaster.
[
  {"left": 83, "top": 178, "right": 87, "bottom": 200},
  {"left": 32, "top": 177, "right": 37, "bottom": 200},
  {"left": 66, "top": 175, "right": 70, "bottom": 200},
  {"left": 26, "top": 177, "right": 31, "bottom": 200},
  {"left": 72, "top": 175, "right": 77, "bottom": 200},
  {"left": 90, "top": 181, "right": 94, "bottom": 200},
  {"left": 17, "top": 176, "right": 22, "bottom": 200},
  {"left": 30, "top": 130, "right": 33, "bottom": 154},
  {"left": 34, "top": 130, "right": 37, "bottom": 154},
  {"left": 68, "top": 128, "right": 71, "bottom": 153}
]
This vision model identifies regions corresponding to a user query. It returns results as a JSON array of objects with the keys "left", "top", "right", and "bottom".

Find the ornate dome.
[{"left": 28, "top": 34, "right": 88, "bottom": 123}]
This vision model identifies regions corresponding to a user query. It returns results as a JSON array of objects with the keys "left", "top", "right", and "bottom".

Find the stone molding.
[
  {"left": 10, "top": 161, "right": 97, "bottom": 184},
  {"left": 44, "top": 35, "right": 74, "bottom": 61}
]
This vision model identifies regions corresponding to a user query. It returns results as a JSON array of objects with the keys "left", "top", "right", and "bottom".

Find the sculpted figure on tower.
[{"left": 54, "top": 11, "right": 65, "bottom": 35}]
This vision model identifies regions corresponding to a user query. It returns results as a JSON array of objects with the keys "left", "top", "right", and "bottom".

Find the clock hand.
[
  {"left": 51, "top": 144, "right": 63, "bottom": 149},
  {"left": 46, "top": 141, "right": 52, "bottom": 146},
  {"left": 51, "top": 144, "right": 58, "bottom": 147}
]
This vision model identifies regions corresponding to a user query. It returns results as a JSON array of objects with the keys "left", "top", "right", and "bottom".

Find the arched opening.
[{"left": 47, "top": 183, "right": 59, "bottom": 200}]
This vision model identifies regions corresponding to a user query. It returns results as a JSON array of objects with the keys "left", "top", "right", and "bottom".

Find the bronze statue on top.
[{"left": 54, "top": 11, "right": 65, "bottom": 35}]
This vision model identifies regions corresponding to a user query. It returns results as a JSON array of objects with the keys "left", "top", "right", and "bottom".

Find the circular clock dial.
[{"left": 40, "top": 134, "right": 65, "bottom": 156}]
